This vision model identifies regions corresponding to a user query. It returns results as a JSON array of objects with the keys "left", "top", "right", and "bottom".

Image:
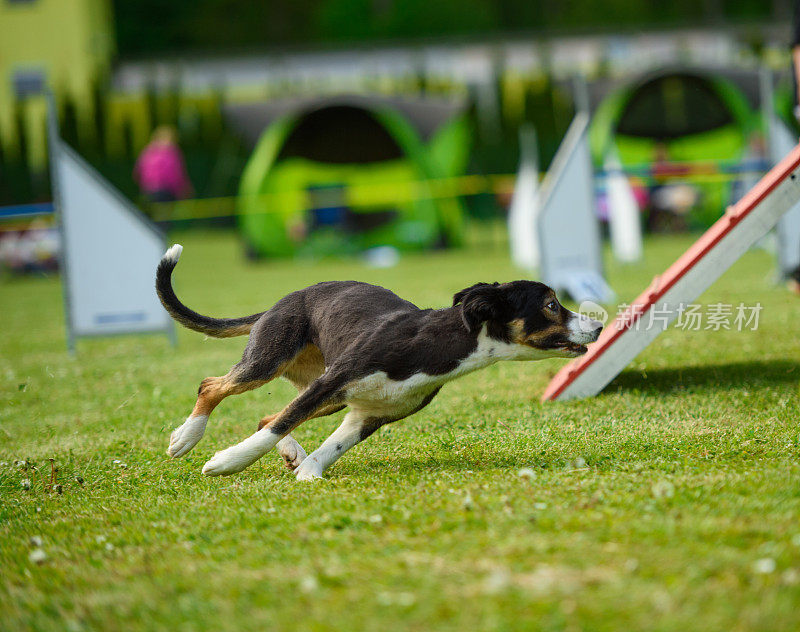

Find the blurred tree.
[
  {"left": 112, "top": 0, "right": 783, "bottom": 56},
  {"left": 113, "top": 0, "right": 315, "bottom": 55},
  {"left": 315, "top": 0, "right": 499, "bottom": 40}
]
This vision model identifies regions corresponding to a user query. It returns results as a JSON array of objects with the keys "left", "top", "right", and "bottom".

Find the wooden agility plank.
[{"left": 543, "top": 143, "right": 800, "bottom": 402}]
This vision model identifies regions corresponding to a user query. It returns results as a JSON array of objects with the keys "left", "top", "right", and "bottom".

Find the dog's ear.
[
  {"left": 452, "top": 282, "right": 506, "bottom": 333},
  {"left": 452, "top": 282, "right": 497, "bottom": 307}
]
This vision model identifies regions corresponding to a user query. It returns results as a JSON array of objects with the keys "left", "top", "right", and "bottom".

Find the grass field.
[{"left": 2, "top": 230, "right": 800, "bottom": 631}]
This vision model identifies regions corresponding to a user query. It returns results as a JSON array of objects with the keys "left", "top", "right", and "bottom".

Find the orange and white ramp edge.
[{"left": 543, "top": 143, "right": 800, "bottom": 402}]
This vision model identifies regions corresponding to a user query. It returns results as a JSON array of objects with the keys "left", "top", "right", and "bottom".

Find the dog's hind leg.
[
  {"left": 167, "top": 307, "right": 309, "bottom": 458},
  {"left": 202, "top": 370, "right": 349, "bottom": 476},
  {"left": 167, "top": 370, "right": 267, "bottom": 458}
]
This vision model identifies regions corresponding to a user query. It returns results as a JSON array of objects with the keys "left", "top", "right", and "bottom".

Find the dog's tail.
[{"left": 156, "top": 244, "right": 263, "bottom": 338}]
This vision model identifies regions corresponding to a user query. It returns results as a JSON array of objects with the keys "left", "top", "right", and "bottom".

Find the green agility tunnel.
[
  {"left": 590, "top": 69, "right": 758, "bottom": 228},
  {"left": 227, "top": 95, "right": 471, "bottom": 258}
]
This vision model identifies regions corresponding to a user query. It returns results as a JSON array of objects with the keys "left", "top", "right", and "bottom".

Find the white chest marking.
[{"left": 345, "top": 327, "right": 551, "bottom": 410}]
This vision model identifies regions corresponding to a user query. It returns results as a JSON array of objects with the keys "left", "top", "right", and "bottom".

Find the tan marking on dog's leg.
[
  {"left": 258, "top": 412, "right": 279, "bottom": 431},
  {"left": 192, "top": 374, "right": 265, "bottom": 417},
  {"left": 168, "top": 373, "right": 266, "bottom": 458}
]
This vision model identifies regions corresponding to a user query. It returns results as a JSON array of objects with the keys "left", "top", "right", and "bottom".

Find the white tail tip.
[{"left": 163, "top": 244, "right": 183, "bottom": 263}]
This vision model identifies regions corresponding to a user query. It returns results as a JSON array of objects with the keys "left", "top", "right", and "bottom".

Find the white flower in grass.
[
  {"left": 28, "top": 548, "right": 47, "bottom": 564},
  {"left": 462, "top": 492, "right": 474, "bottom": 511},
  {"left": 368, "top": 514, "right": 383, "bottom": 524},
  {"left": 21, "top": 479, "right": 31, "bottom": 490},
  {"left": 29, "top": 536, "right": 43, "bottom": 547},
  {"left": 517, "top": 468, "right": 536, "bottom": 479},
  {"left": 395, "top": 593, "right": 416, "bottom": 607},
  {"left": 299, "top": 575, "right": 318, "bottom": 593},
  {"left": 753, "top": 558, "right": 776, "bottom": 574},
  {"left": 377, "top": 591, "right": 416, "bottom": 606},
  {"left": 624, "top": 558, "right": 639, "bottom": 573},
  {"left": 651, "top": 480, "right": 675, "bottom": 499},
  {"left": 483, "top": 569, "right": 511, "bottom": 594}
]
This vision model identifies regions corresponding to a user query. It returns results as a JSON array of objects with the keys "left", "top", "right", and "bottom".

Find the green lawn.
[{"left": 1, "top": 230, "right": 799, "bottom": 631}]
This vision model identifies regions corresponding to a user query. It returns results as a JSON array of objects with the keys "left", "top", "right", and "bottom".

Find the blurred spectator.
[
  {"left": 133, "top": 126, "right": 193, "bottom": 203},
  {"left": 647, "top": 143, "right": 698, "bottom": 232},
  {"left": 0, "top": 220, "right": 60, "bottom": 274}
]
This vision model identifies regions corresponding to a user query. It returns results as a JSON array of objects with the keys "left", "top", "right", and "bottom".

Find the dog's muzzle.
[{"left": 563, "top": 312, "right": 604, "bottom": 355}]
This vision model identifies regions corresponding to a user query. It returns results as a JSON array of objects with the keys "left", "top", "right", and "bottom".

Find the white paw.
[
  {"left": 202, "top": 447, "right": 250, "bottom": 476},
  {"left": 167, "top": 415, "right": 208, "bottom": 458},
  {"left": 294, "top": 459, "right": 324, "bottom": 482},
  {"left": 201, "top": 430, "right": 279, "bottom": 477},
  {"left": 277, "top": 436, "right": 307, "bottom": 471}
]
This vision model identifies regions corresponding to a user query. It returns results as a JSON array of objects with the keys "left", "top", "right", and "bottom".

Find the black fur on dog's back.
[
  {"left": 156, "top": 244, "right": 593, "bottom": 379},
  {"left": 156, "top": 244, "right": 264, "bottom": 338}
]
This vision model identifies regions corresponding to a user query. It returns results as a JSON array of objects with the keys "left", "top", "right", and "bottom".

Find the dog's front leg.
[
  {"left": 202, "top": 372, "right": 347, "bottom": 476},
  {"left": 294, "top": 409, "right": 394, "bottom": 481},
  {"left": 293, "top": 411, "right": 367, "bottom": 480},
  {"left": 260, "top": 400, "right": 347, "bottom": 470}
]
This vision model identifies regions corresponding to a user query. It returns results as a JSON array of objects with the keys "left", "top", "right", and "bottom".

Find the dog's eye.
[{"left": 546, "top": 300, "right": 558, "bottom": 311}]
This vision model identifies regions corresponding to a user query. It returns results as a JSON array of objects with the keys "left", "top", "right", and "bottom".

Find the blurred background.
[{"left": 0, "top": 0, "right": 798, "bottom": 270}]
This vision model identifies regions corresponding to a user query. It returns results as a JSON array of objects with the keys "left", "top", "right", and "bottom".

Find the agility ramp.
[
  {"left": 543, "top": 142, "right": 800, "bottom": 402},
  {"left": 47, "top": 98, "right": 174, "bottom": 351}
]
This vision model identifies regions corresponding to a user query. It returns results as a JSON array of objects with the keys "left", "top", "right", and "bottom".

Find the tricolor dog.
[{"left": 156, "top": 244, "right": 602, "bottom": 480}]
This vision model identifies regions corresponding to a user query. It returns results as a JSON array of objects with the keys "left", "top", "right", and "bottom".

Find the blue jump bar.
[{"left": 0, "top": 202, "right": 54, "bottom": 219}]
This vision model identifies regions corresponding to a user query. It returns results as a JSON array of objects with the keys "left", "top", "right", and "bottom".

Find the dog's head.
[{"left": 452, "top": 281, "right": 603, "bottom": 357}]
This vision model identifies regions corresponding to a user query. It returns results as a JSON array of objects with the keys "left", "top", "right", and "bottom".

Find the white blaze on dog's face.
[
  {"left": 455, "top": 281, "right": 603, "bottom": 358},
  {"left": 568, "top": 305, "right": 606, "bottom": 344}
]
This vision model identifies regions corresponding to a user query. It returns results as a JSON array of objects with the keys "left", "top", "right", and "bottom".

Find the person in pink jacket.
[{"left": 133, "top": 126, "right": 194, "bottom": 202}]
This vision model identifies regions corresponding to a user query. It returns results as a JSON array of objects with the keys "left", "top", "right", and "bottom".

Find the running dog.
[{"left": 156, "top": 244, "right": 603, "bottom": 480}]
